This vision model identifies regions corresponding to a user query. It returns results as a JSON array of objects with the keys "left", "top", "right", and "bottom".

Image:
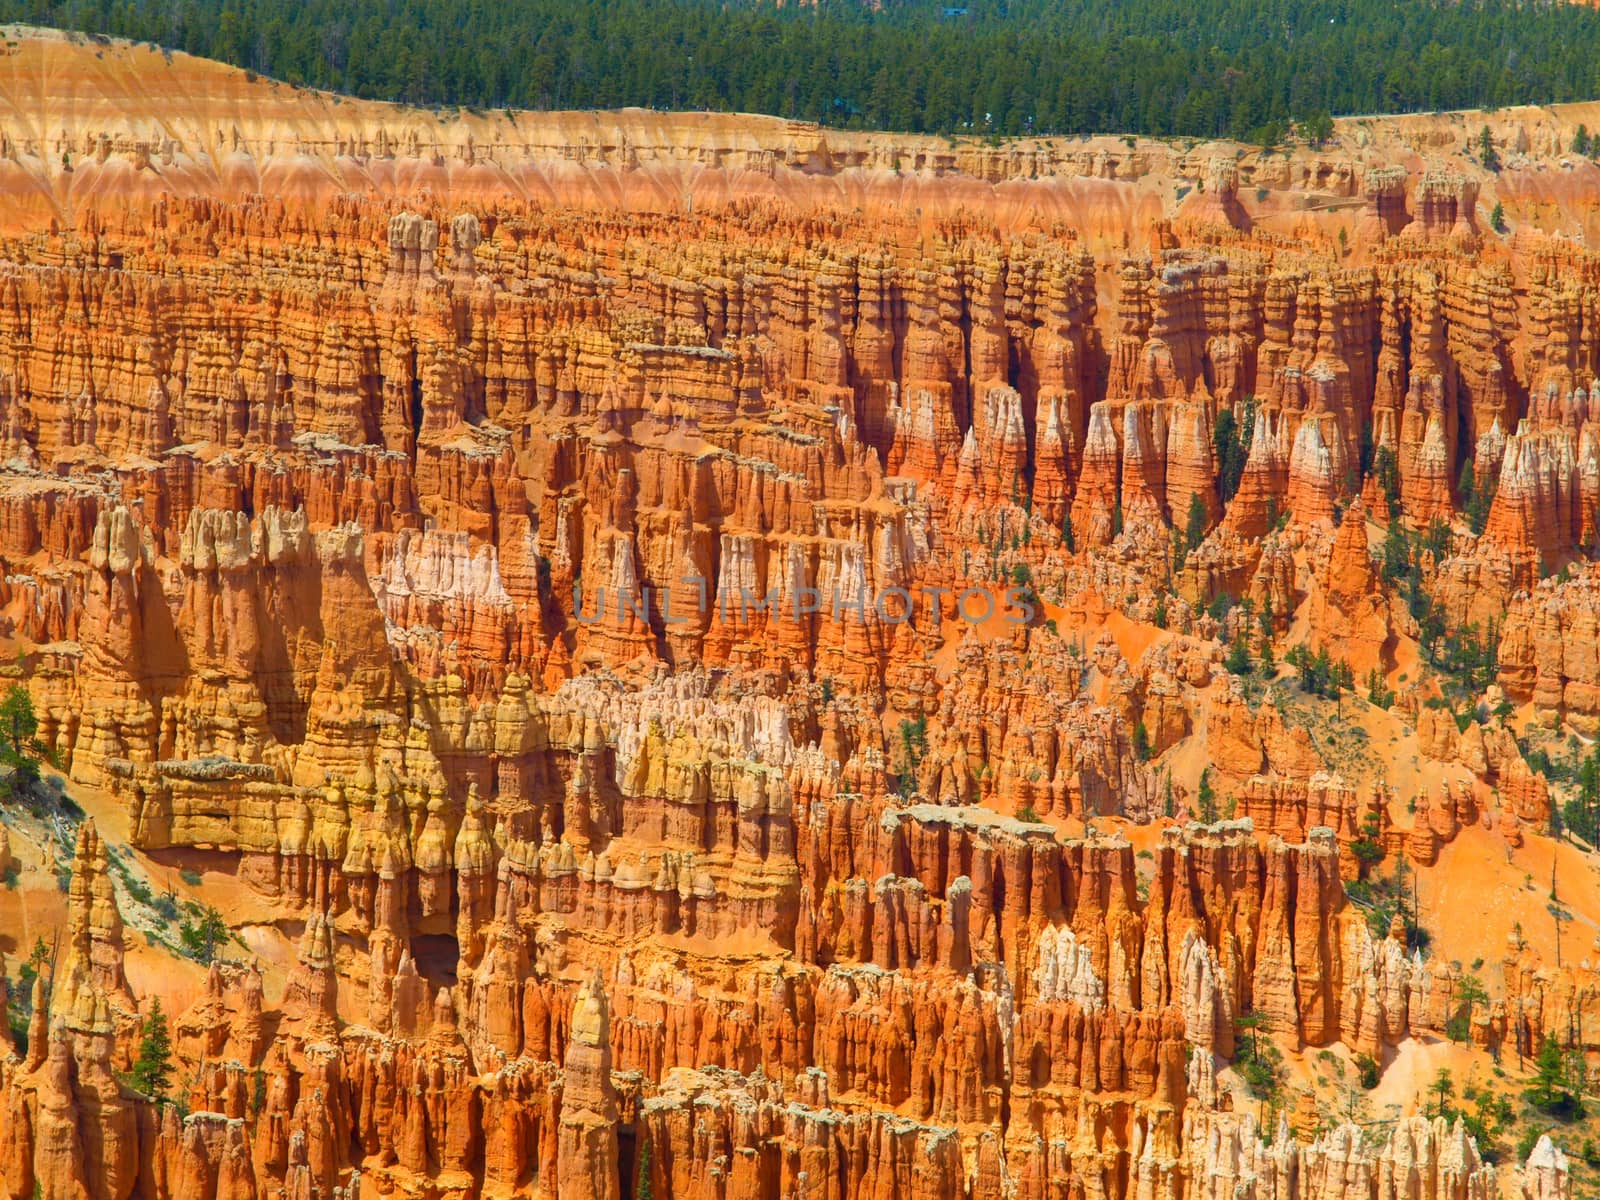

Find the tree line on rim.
[{"left": 12, "top": 0, "right": 1600, "bottom": 143}]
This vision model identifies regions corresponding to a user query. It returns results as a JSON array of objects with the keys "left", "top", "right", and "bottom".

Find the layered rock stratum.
[{"left": 5, "top": 22, "right": 1600, "bottom": 1200}]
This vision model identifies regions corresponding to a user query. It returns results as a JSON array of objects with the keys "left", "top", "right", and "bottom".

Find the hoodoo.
[{"left": 2, "top": 18, "right": 1600, "bottom": 1200}]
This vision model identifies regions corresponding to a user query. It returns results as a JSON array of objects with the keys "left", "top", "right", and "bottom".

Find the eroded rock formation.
[{"left": 0, "top": 26, "right": 1594, "bottom": 1200}]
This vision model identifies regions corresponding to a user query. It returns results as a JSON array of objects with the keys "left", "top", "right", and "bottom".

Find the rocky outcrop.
[
  {"left": 1305, "top": 499, "right": 1393, "bottom": 673},
  {"left": 557, "top": 974, "right": 620, "bottom": 1200},
  {"left": 1499, "top": 563, "right": 1600, "bottom": 730},
  {"left": 5, "top": 822, "right": 143, "bottom": 1200}
]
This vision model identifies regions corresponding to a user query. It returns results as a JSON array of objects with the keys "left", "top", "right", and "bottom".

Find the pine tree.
[
  {"left": 1373, "top": 447, "right": 1402, "bottom": 519},
  {"left": 1456, "top": 458, "right": 1475, "bottom": 511},
  {"left": 130, "top": 998, "right": 174, "bottom": 1105},
  {"left": 0, "top": 682, "right": 40, "bottom": 784},
  {"left": 1256, "top": 600, "right": 1275, "bottom": 675},
  {"left": 0, "top": 683, "right": 36, "bottom": 757},
  {"left": 180, "top": 905, "right": 231, "bottom": 965},
  {"left": 1365, "top": 667, "right": 1395, "bottom": 708},
  {"left": 636, "top": 1135, "right": 654, "bottom": 1200},
  {"left": 1213, "top": 402, "right": 1255, "bottom": 504},
  {"left": 1224, "top": 636, "right": 1251, "bottom": 676},
  {"left": 1478, "top": 125, "right": 1499, "bottom": 170},
  {"left": 1236, "top": 1009, "right": 1265, "bottom": 1064},
  {"left": 1429, "top": 1067, "right": 1454, "bottom": 1119},
  {"left": 1196, "top": 769, "right": 1218, "bottom": 823},
  {"left": 1298, "top": 111, "right": 1333, "bottom": 147},
  {"left": 1580, "top": 745, "right": 1600, "bottom": 843},
  {"left": 1528, "top": 1035, "right": 1572, "bottom": 1113},
  {"left": 1352, "top": 807, "right": 1385, "bottom": 869},
  {"left": 1465, "top": 461, "right": 1494, "bottom": 533},
  {"left": 21, "top": 0, "right": 1600, "bottom": 146},
  {"left": 1185, "top": 490, "right": 1209, "bottom": 553}
]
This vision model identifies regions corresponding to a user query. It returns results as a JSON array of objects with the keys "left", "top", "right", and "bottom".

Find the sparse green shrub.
[
  {"left": 179, "top": 905, "right": 231, "bottom": 966},
  {"left": 1355, "top": 1053, "right": 1380, "bottom": 1090},
  {"left": 1526, "top": 1035, "right": 1585, "bottom": 1120}
]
